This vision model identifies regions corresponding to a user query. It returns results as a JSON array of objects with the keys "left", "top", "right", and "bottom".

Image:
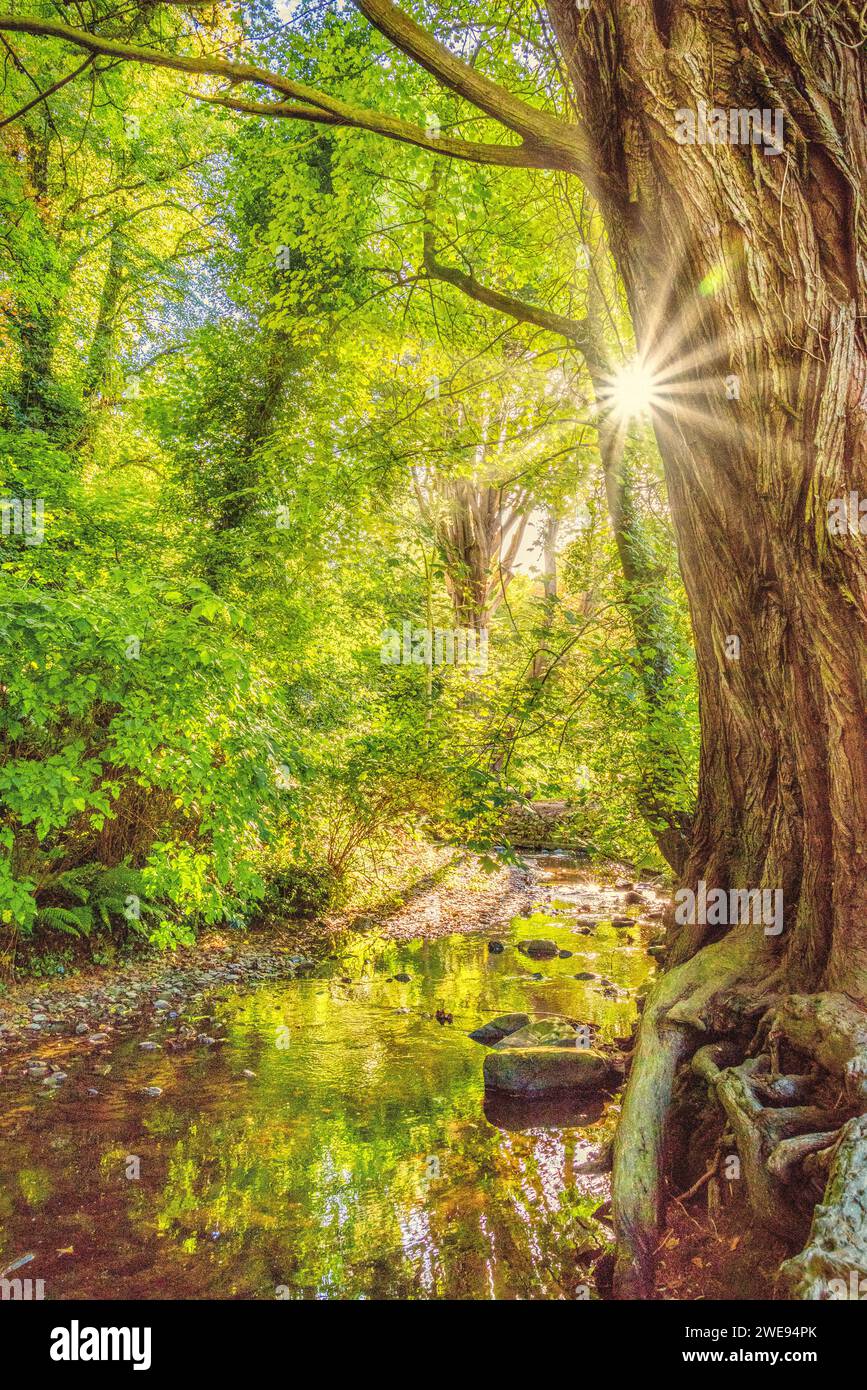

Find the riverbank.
[
  {"left": 0, "top": 846, "right": 766, "bottom": 1304},
  {"left": 0, "top": 848, "right": 657, "bottom": 1302},
  {"left": 0, "top": 847, "right": 544, "bottom": 1072}
]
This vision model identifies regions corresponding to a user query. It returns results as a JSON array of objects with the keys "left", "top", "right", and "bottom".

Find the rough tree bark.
[
  {"left": 546, "top": 0, "right": 867, "bottom": 985},
  {"left": 4, "top": 0, "right": 865, "bottom": 1299},
  {"left": 544, "top": 0, "right": 867, "bottom": 1294}
]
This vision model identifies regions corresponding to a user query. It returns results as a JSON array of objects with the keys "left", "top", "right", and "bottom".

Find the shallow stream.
[{"left": 0, "top": 855, "right": 657, "bottom": 1300}]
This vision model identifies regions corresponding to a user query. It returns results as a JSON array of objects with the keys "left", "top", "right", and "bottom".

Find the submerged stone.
[
  {"left": 469, "top": 1012, "right": 530, "bottom": 1045},
  {"left": 517, "top": 939, "right": 558, "bottom": 959},
  {"left": 290, "top": 958, "right": 316, "bottom": 976}
]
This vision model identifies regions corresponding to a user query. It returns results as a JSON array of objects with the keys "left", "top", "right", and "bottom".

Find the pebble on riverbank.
[
  {"left": 0, "top": 848, "right": 668, "bottom": 1076},
  {"left": 0, "top": 849, "right": 542, "bottom": 1071}
]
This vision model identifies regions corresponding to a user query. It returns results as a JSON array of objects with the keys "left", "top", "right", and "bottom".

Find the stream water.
[{"left": 0, "top": 856, "right": 657, "bottom": 1300}]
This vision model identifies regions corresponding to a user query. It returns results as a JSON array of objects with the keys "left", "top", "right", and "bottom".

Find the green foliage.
[
  {"left": 35, "top": 863, "right": 159, "bottom": 936},
  {"left": 0, "top": 2, "right": 699, "bottom": 968},
  {"left": 258, "top": 862, "right": 336, "bottom": 921}
]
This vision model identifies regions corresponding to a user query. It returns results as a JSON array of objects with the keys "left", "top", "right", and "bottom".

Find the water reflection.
[{"left": 0, "top": 862, "right": 655, "bottom": 1300}]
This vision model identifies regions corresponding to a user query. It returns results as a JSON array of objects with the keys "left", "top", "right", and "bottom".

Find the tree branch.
[
  {"left": 0, "top": 16, "right": 303, "bottom": 97},
  {"left": 422, "top": 172, "right": 591, "bottom": 348},
  {"left": 196, "top": 92, "right": 568, "bottom": 171},
  {"left": 353, "top": 0, "right": 598, "bottom": 185},
  {"left": 0, "top": 52, "right": 93, "bottom": 129},
  {"left": 0, "top": 13, "right": 583, "bottom": 174}
]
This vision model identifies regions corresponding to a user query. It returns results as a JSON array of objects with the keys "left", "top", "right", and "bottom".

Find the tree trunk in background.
[
  {"left": 548, "top": 0, "right": 867, "bottom": 1000},
  {"left": 414, "top": 471, "right": 529, "bottom": 631},
  {"left": 84, "top": 225, "right": 125, "bottom": 399},
  {"left": 17, "top": 307, "right": 58, "bottom": 416},
  {"left": 200, "top": 333, "right": 295, "bottom": 589},
  {"left": 530, "top": 507, "right": 559, "bottom": 679},
  {"left": 13, "top": 120, "right": 61, "bottom": 425}
]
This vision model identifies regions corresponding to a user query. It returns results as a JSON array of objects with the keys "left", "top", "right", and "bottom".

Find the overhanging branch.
[
  {"left": 353, "top": 0, "right": 598, "bottom": 186},
  {"left": 0, "top": 52, "right": 93, "bottom": 129},
  {"left": 197, "top": 92, "right": 570, "bottom": 171},
  {"left": 0, "top": 13, "right": 581, "bottom": 174},
  {"left": 422, "top": 174, "right": 591, "bottom": 349}
]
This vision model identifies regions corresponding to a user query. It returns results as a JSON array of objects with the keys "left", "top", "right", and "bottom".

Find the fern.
[
  {"left": 46, "top": 867, "right": 92, "bottom": 905},
  {"left": 35, "top": 905, "right": 94, "bottom": 937},
  {"left": 36, "top": 862, "right": 160, "bottom": 938}
]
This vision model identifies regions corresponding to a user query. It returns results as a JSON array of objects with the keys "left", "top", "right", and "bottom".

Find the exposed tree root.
[
  {"left": 612, "top": 964, "right": 867, "bottom": 1299},
  {"left": 769, "top": 994, "right": 867, "bottom": 1105},
  {"left": 778, "top": 1115, "right": 867, "bottom": 1298},
  {"left": 701, "top": 1053, "right": 842, "bottom": 1241},
  {"left": 767, "top": 1131, "right": 839, "bottom": 1185},
  {"left": 611, "top": 928, "right": 773, "bottom": 1297}
]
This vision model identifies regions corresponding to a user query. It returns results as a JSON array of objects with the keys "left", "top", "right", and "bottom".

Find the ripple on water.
[{"left": 0, "top": 862, "right": 654, "bottom": 1300}]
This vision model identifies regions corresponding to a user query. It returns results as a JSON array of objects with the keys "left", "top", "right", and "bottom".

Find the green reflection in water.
[{"left": 0, "top": 870, "right": 655, "bottom": 1300}]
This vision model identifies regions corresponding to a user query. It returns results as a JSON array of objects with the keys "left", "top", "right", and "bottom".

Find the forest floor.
[{"left": 655, "top": 1187, "right": 791, "bottom": 1301}]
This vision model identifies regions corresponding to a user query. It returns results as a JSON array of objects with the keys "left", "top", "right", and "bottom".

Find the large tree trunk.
[
  {"left": 3, "top": 0, "right": 864, "bottom": 1300},
  {"left": 547, "top": 0, "right": 867, "bottom": 1294}
]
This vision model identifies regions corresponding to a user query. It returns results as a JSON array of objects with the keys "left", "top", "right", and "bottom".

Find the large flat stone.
[{"left": 483, "top": 1046, "right": 619, "bottom": 1097}]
